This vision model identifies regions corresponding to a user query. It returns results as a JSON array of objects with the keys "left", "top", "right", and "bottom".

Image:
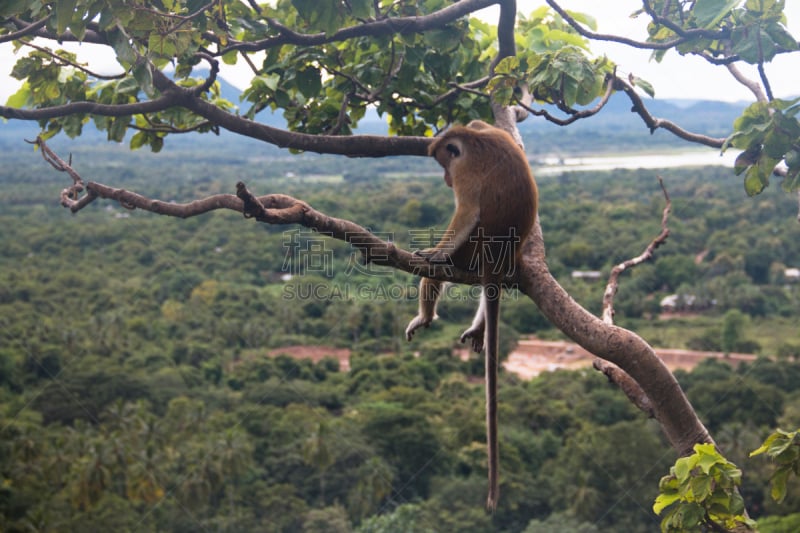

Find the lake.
[{"left": 533, "top": 149, "right": 738, "bottom": 175}]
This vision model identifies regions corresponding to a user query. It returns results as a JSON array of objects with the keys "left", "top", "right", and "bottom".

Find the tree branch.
[
  {"left": 0, "top": 16, "right": 49, "bottom": 43},
  {"left": 34, "top": 137, "right": 479, "bottom": 285},
  {"left": 592, "top": 176, "right": 672, "bottom": 419},
  {"left": 602, "top": 176, "right": 671, "bottom": 324},
  {"left": 614, "top": 76, "right": 727, "bottom": 148},
  {"left": 516, "top": 74, "right": 615, "bottom": 126},
  {"left": 217, "top": 0, "right": 500, "bottom": 53}
]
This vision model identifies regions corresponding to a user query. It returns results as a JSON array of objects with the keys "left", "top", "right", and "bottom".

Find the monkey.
[{"left": 406, "top": 119, "right": 538, "bottom": 511}]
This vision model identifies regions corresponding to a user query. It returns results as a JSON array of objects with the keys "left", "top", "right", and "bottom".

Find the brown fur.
[{"left": 406, "top": 121, "right": 538, "bottom": 510}]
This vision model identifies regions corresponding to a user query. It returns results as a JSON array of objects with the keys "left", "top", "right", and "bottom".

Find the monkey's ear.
[{"left": 445, "top": 142, "right": 461, "bottom": 157}]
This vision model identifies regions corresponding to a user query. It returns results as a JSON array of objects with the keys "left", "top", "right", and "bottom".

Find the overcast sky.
[{"left": 1, "top": 1, "right": 798, "bottom": 104}]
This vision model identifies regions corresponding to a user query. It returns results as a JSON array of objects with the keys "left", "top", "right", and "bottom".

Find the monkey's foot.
[
  {"left": 405, "top": 315, "right": 435, "bottom": 341},
  {"left": 460, "top": 325, "right": 484, "bottom": 353}
]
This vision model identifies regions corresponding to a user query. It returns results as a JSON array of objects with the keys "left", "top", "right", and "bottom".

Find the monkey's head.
[
  {"left": 428, "top": 121, "right": 501, "bottom": 188},
  {"left": 429, "top": 127, "right": 475, "bottom": 188}
]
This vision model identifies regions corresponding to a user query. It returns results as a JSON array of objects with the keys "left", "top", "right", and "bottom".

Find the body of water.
[{"left": 533, "top": 149, "right": 738, "bottom": 175}]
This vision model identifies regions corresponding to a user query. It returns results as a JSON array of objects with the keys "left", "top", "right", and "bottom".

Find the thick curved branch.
[
  {"left": 491, "top": 0, "right": 517, "bottom": 70},
  {"left": 0, "top": 16, "right": 49, "bottom": 43},
  {"left": 516, "top": 225, "right": 711, "bottom": 456},
  {"left": 149, "top": 68, "right": 430, "bottom": 157}
]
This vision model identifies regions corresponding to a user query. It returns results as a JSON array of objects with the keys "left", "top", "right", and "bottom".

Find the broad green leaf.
[
  {"left": 653, "top": 491, "right": 681, "bottom": 515},
  {"left": 494, "top": 56, "right": 519, "bottom": 75},
  {"left": 674, "top": 455, "right": 694, "bottom": 481},
  {"left": 693, "top": 0, "right": 739, "bottom": 28},
  {"left": 5, "top": 83, "right": 31, "bottom": 107},
  {"left": 349, "top": 0, "right": 370, "bottom": 18},
  {"left": 130, "top": 130, "right": 147, "bottom": 150},
  {"left": 295, "top": 67, "right": 321, "bottom": 99},
  {"left": 108, "top": 117, "right": 130, "bottom": 142},
  {"left": 744, "top": 164, "right": 768, "bottom": 196},
  {"left": 222, "top": 50, "right": 238, "bottom": 66},
  {"left": 690, "top": 474, "right": 713, "bottom": 500},
  {"left": 133, "top": 62, "right": 155, "bottom": 97},
  {"left": 57, "top": 0, "right": 78, "bottom": 35},
  {"left": 0, "top": 0, "right": 35, "bottom": 17},
  {"left": 771, "top": 468, "right": 789, "bottom": 502},
  {"left": 633, "top": 76, "right": 655, "bottom": 98}
]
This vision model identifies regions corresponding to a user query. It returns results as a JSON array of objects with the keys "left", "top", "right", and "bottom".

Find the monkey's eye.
[{"left": 445, "top": 143, "right": 460, "bottom": 157}]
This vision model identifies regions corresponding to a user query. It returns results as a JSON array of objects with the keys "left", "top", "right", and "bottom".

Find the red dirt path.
[{"left": 267, "top": 339, "right": 757, "bottom": 379}]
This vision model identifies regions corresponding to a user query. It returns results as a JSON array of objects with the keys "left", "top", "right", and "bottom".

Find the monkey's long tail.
[{"left": 484, "top": 286, "right": 501, "bottom": 512}]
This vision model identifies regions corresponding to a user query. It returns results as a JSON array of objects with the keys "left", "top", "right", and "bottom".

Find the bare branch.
[
  {"left": 593, "top": 359, "right": 655, "bottom": 417},
  {"left": 545, "top": 0, "right": 721, "bottom": 51},
  {"left": 219, "top": 0, "right": 500, "bottom": 53},
  {"left": 0, "top": 91, "right": 185, "bottom": 121},
  {"left": 591, "top": 176, "right": 671, "bottom": 420},
  {"left": 19, "top": 41, "right": 126, "bottom": 80},
  {"left": 725, "top": 61, "right": 767, "bottom": 103},
  {"left": 34, "top": 137, "right": 479, "bottom": 285},
  {"left": 602, "top": 176, "right": 671, "bottom": 323},
  {"left": 614, "top": 76, "right": 726, "bottom": 148}
]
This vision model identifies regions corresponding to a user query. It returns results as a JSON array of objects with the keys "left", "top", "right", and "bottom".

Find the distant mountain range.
[{"left": 0, "top": 72, "right": 749, "bottom": 150}]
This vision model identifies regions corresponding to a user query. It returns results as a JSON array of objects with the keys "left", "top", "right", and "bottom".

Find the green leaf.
[
  {"left": 690, "top": 474, "right": 713, "bottom": 501},
  {"left": 132, "top": 62, "right": 155, "bottom": 98},
  {"left": 653, "top": 491, "right": 681, "bottom": 515},
  {"left": 57, "top": 0, "right": 78, "bottom": 35},
  {"left": 693, "top": 0, "right": 739, "bottom": 28},
  {"left": 130, "top": 130, "right": 147, "bottom": 150},
  {"left": 494, "top": 56, "right": 519, "bottom": 75},
  {"left": 0, "top": 0, "right": 34, "bottom": 17},
  {"left": 632, "top": 76, "right": 655, "bottom": 98},
  {"left": 348, "top": 0, "right": 370, "bottom": 18},
  {"left": 744, "top": 164, "right": 768, "bottom": 196},
  {"left": 108, "top": 117, "right": 130, "bottom": 142},
  {"left": 5, "top": 82, "right": 31, "bottom": 107},
  {"left": 295, "top": 67, "right": 322, "bottom": 99},
  {"left": 222, "top": 50, "right": 238, "bottom": 66},
  {"left": 771, "top": 468, "right": 789, "bottom": 502}
]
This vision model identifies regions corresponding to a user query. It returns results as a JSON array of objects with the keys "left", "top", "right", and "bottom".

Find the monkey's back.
[{"left": 456, "top": 129, "right": 538, "bottom": 279}]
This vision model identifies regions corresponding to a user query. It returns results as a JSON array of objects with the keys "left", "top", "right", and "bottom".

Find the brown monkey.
[{"left": 406, "top": 120, "right": 538, "bottom": 511}]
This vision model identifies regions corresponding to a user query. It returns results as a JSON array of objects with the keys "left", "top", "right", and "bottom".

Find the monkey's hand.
[
  {"left": 460, "top": 324, "right": 484, "bottom": 353},
  {"left": 405, "top": 313, "right": 437, "bottom": 341}
]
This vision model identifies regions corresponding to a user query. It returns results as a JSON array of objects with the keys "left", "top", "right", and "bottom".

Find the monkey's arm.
[
  {"left": 417, "top": 205, "right": 480, "bottom": 263},
  {"left": 405, "top": 277, "right": 443, "bottom": 340}
]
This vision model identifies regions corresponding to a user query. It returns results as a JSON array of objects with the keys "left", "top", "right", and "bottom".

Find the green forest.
[{"left": 1, "top": 134, "right": 800, "bottom": 532}]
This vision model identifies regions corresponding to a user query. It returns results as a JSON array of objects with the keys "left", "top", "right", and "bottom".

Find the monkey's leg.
[
  {"left": 405, "top": 277, "right": 443, "bottom": 341},
  {"left": 460, "top": 297, "right": 485, "bottom": 353},
  {"left": 484, "top": 285, "right": 501, "bottom": 511}
]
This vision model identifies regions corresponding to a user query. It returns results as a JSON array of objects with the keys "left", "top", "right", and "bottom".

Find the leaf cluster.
[
  {"left": 751, "top": 428, "right": 800, "bottom": 503},
  {"left": 654, "top": 443, "right": 756, "bottom": 532}
]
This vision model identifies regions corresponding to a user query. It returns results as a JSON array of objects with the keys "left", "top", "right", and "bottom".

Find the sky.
[{"left": 0, "top": 1, "right": 798, "bottom": 104}]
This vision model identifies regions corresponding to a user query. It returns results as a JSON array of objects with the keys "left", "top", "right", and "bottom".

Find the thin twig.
[{"left": 602, "top": 176, "right": 671, "bottom": 324}]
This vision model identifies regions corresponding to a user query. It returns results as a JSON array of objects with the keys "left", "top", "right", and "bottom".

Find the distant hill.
[{"left": 0, "top": 71, "right": 748, "bottom": 154}]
